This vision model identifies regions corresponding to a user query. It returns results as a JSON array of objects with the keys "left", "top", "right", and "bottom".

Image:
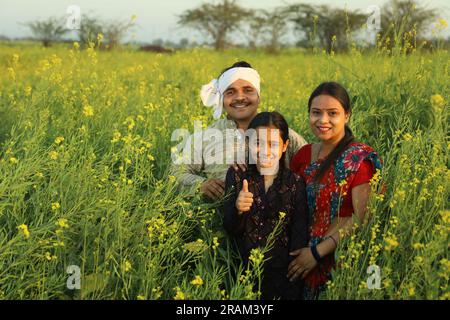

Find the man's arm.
[
  {"left": 169, "top": 132, "right": 206, "bottom": 194},
  {"left": 169, "top": 132, "right": 225, "bottom": 199},
  {"left": 286, "top": 128, "right": 308, "bottom": 163}
]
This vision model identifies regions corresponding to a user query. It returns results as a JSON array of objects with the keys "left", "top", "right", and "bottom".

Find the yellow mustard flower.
[
  {"left": 54, "top": 136, "right": 65, "bottom": 145},
  {"left": 56, "top": 218, "right": 69, "bottom": 229},
  {"left": 384, "top": 235, "right": 399, "bottom": 251},
  {"left": 17, "top": 224, "right": 30, "bottom": 239},
  {"left": 174, "top": 287, "right": 185, "bottom": 300},
  {"left": 123, "top": 260, "right": 132, "bottom": 272},
  {"left": 9, "top": 157, "right": 18, "bottom": 164},
  {"left": 49, "top": 151, "right": 58, "bottom": 160},
  {"left": 249, "top": 248, "right": 264, "bottom": 266},
  {"left": 191, "top": 275, "right": 204, "bottom": 286},
  {"left": 83, "top": 105, "right": 94, "bottom": 117}
]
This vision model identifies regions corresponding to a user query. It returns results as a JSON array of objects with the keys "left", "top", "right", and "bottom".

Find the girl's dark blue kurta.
[{"left": 223, "top": 166, "right": 309, "bottom": 300}]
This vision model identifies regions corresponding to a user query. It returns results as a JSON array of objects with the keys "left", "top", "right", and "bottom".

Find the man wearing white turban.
[{"left": 171, "top": 61, "right": 307, "bottom": 200}]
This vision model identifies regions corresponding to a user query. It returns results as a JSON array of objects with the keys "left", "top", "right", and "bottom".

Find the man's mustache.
[{"left": 230, "top": 100, "right": 251, "bottom": 107}]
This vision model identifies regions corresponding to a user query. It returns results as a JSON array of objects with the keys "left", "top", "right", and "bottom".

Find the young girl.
[
  {"left": 288, "top": 82, "right": 383, "bottom": 299},
  {"left": 223, "top": 111, "right": 308, "bottom": 300}
]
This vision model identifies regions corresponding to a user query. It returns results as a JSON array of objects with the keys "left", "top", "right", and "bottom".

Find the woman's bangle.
[
  {"left": 326, "top": 235, "right": 338, "bottom": 248},
  {"left": 310, "top": 244, "right": 322, "bottom": 263}
]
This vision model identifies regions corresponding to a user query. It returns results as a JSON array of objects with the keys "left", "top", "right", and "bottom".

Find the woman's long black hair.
[
  {"left": 247, "top": 111, "right": 290, "bottom": 177},
  {"left": 308, "top": 82, "right": 355, "bottom": 183}
]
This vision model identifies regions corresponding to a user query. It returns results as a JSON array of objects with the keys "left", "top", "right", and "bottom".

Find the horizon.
[{"left": 0, "top": 0, "right": 449, "bottom": 44}]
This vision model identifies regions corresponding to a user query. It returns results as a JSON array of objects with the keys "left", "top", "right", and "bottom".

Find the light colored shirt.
[{"left": 170, "top": 118, "right": 308, "bottom": 194}]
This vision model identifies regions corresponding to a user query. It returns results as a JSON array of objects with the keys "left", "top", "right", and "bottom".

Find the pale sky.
[{"left": 0, "top": 0, "right": 448, "bottom": 43}]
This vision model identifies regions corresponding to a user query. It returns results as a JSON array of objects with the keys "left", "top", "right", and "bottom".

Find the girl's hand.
[
  {"left": 235, "top": 179, "right": 253, "bottom": 214},
  {"left": 287, "top": 247, "right": 318, "bottom": 281}
]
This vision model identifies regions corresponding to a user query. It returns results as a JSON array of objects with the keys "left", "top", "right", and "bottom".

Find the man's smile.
[{"left": 230, "top": 102, "right": 251, "bottom": 108}]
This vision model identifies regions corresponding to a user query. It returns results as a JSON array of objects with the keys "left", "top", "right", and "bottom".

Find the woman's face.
[
  {"left": 223, "top": 79, "right": 259, "bottom": 123},
  {"left": 309, "top": 94, "right": 349, "bottom": 143},
  {"left": 251, "top": 125, "right": 288, "bottom": 172}
]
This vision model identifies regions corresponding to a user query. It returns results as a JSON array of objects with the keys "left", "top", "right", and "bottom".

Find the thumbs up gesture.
[{"left": 235, "top": 179, "right": 254, "bottom": 214}]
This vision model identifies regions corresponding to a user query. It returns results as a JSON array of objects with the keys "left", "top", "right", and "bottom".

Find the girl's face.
[
  {"left": 223, "top": 79, "right": 260, "bottom": 123},
  {"left": 252, "top": 125, "right": 288, "bottom": 171},
  {"left": 309, "top": 94, "right": 349, "bottom": 143}
]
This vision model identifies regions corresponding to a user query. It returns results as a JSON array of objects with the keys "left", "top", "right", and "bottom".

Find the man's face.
[{"left": 222, "top": 79, "right": 259, "bottom": 122}]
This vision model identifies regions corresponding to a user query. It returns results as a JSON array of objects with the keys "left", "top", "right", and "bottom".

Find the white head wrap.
[{"left": 200, "top": 67, "right": 261, "bottom": 119}]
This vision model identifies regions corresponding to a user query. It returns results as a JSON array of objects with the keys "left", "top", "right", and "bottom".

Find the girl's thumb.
[{"left": 242, "top": 179, "right": 249, "bottom": 192}]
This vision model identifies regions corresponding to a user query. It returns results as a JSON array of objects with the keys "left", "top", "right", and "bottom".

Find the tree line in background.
[
  {"left": 5, "top": 0, "right": 449, "bottom": 53},
  {"left": 15, "top": 14, "right": 136, "bottom": 50},
  {"left": 178, "top": 0, "right": 447, "bottom": 52}
]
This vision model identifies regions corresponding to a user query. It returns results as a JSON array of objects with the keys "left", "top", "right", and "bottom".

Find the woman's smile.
[{"left": 316, "top": 125, "right": 332, "bottom": 134}]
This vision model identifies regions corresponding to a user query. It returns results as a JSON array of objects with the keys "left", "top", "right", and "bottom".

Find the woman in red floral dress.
[{"left": 287, "top": 82, "right": 383, "bottom": 299}]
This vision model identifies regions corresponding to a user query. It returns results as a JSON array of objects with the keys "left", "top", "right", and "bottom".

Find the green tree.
[
  {"left": 262, "top": 7, "right": 290, "bottom": 53},
  {"left": 379, "top": 0, "right": 438, "bottom": 52},
  {"left": 178, "top": 0, "right": 249, "bottom": 50},
  {"left": 103, "top": 17, "right": 136, "bottom": 49},
  {"left": 242, "top": 7, "right": 290, "bottom": 53},
  {"left": 24, "top": 16, "right": 68, "bottom": 47},
  {"left": 78, "top": 15, "right": 104, "bottom": 46},
  {"left": 287, "top": 4, "right": 366, "bottom": 53},
  {"left": 78, "top": 15, "right": 136, "bottom": 49},
  {"left": 243, "top": 9, "right": 267, "bottom": 50}
]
